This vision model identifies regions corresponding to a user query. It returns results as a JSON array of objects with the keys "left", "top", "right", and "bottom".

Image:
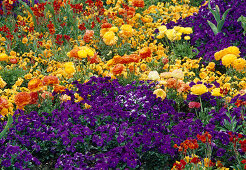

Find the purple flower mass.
[{"left": 165, "top": 0, "right": 246, "bottom": 62}]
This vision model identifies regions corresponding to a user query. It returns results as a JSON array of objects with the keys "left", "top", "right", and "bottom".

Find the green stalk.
[{"left": 0, "top": 114, "right": 13, "bottom": 139}]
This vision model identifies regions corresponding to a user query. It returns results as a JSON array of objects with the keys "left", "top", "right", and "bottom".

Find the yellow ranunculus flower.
[
  {"left": 153, "top": 89, "right": 166, "bottom": 100},
  {"left": 103, "top": 31, "right": 118, "bottom": 46},
  {"left": 78, "top": 50, "right": 87, "bottom": 58},
  {"left": 232, "top": 58, "right": 246, "bottom": 72},
  {"left": 109, "top": 27, "right": 119, "bottom": 32},
  {"left": 64, "top": 62, "right": 76, "bottom": 74},
  {"left": 165, "top": 29, "right": 177, "bottom": 41},
  {"left": 211, "top": 88, "right": 222, "bottom": 97},
  {"left": 222, "top": 54, "right": 237, "bottom": 67},
  {"left": 190, "top": 84, "right": 208, "bottom": 95},
  {"left": 119, "top": 24, "right": 133, "bottom": 38},
  {"left": 0, "top": 53, "right": 8, "bottom": 61}
]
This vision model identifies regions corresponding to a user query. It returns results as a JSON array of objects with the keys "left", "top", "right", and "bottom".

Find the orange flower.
[
  {"left": 83, "top": 30, "right": 94, "bottom": 43},
  {"left": 87, "top": 52, "right": 101, "bottom": 64},
  {"left": 15, "top": 92, "right": 31, "bottom": 109},
  {"left": 69, "top": 47, "right": 79, "bottom": 58},
  {"left": 29, "top": 92, "right": 39, "bottom": 105},
  {"left": 177, "top": 83, "right": 191, "bottom": 93},
  {"left": 28, "top": 78, "right": 43, "bottom": 92},
  {"left": 166, "top": 78, "right": 178, "bottom": 89},
  {"left": 127, "top": 7, "right": 135, "bottom": 17},
  {"left": 101, "top": 23, "right": 112, "bottom": 29},
  {"left": 112, "top": 64, "right": 124, "bottom": 75},
  {"left": 54, "top": 85, "right": 66, "bottom": 93},
  {"left": 0, "top": 97, "right": 9, "bottom": 110},
  {"left": 119, "top": 54, "right": 140, "bottom": 64},
  {"left": 132, "top": 0, "right": 144, "bottom": 8},
  {"left": 41, "top": 91, "right": 54, "bottom": 100},
  {"left": 42, "top": 76, "right": 59, "bottom": 86},
  {"left": 139, "top": 47, "right": 152, "bottom": 59}
]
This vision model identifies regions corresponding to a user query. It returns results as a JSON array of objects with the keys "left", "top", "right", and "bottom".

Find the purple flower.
[{"left": 216, "top": 148, "right": 226, "bottom": 157}]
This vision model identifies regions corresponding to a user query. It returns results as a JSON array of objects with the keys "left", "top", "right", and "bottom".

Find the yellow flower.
[
  {"left": 206, "top": 62, "right": 215, "bottom": 70},
  {"left": 103, "top": 31, "right": 118, "bottom": 46},
  {"left": 153, "top": 89, "right": 166, "bottom": 100},
  {"left": 156, "top": 26, "right": 167, "bottom": 39},
  {"left": 119, "top": 24, "right": 133, "bottom": 38},
  {"left": 182, "top": 27, "right": 193, "bottom": 34},
  {"left": 232, "top": 58, "right": 246, "bottom": 72},
  {"left": 190, "top": 84, "right": 208, "bottom": 95},
  {"left": 0, "top": 77, "right": 7, "bottom": 88},
  {"left": 225, "top": 46, "right": 240, "bottom": 57},
  {"left": 140, "top": 63, "right": 147, "bottom": 71},
  {"left": 184, "top": 36, "right": 190, "bottom": 40},
  {"left": 78, "top": 50, "right": 87, "bottom": 58},
  {"left": 0, "top": 53, "right": 8, "bottom": 61},
  {"left": 172, "top": 69, "right": 184, "bottom": 79},
  {"left": 148, "top": 71, "right": 160, "bottom": 80},
  {"left": 165, "top": 29, "right": 177, "bottom": 41},
  {"left": 211, "top": 88, "right": 222, "bottom": 97},
  {"left": 199, "top": 72, "right": 207, "bottom": 79},
  {"left": 64, "top": 62, "right": 76, "bottom": 74},
  {"left": 15, "top": 78, "right": 24, "bottom": 87},
  {"left": 222, "top": 54, "right": 237, "bottom": 67},
  {"left": 24, "top": 73, "right": 33, "bottom": 80},
  {"left": 109, "top": 27, "right": 119, "bottom": 32},
  {"left": 22, "top": 37, "right": 28, "bottom": 44}
]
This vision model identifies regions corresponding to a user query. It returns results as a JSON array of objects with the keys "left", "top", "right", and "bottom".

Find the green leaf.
[
  {"left": 221, "top": 8, "right": 231, "bottom": 21},
  {"left": 207, "top": 20, "right": 218, "bottom": 35},
  {"left": 0, "top": 114, "right": 13, "bottom": 139},
  {"left": 214, "top": 6, "right": 221, "bottom": 23},
  {"left": 217, "top": 20, "right": 224, "bottom": 32}
]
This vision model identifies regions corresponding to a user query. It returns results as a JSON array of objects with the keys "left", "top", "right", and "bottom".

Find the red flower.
[
  {"left": 190, "top": 157, "right": 200, "bottom": 164},
  {"left": 29, "top": 92, "right": 39, "bottom": 105},
  {"left": 188, "top": 102, "right": 201, "bottom": 109}
]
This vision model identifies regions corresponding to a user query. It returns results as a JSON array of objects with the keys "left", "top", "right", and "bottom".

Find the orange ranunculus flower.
[
  {"left": 0, "top": 97, "right": 9, "bottom": 117},
  {"left": 41, "top": 91, "right": 54, "bottom": 100},
  {"left": 112, "top": 64, "right": 125, "bottom": 75},
  {"left": 69, "top": 46, "right": 79, "bottom": 58},
  {"left": 29, "top": 92, "right": 39, "bottom": 105},
  {"left": 0, "top": 97, "right": 9, "bottom": 110},
  {"left": 87, "top": 52, "right": 101, "bottom": 64},
  {"left": 28, "top": 78, "right": 43, "bottom": 92},
  {"left": 139, "top": 47, "right": 152, "bottom": 59},
  {"left": 119, "top": 54, "right": 140, "bottom": 64},
  {"left": 54, "top": 85, "right": 66, "bottom": 93},
  {"left": 83, "top": 30, "right": 94, "bottom": 43},
  {"left": 15, "top": 92, "right": 31, "bottom": 109},
  {"left": 132, "top": 0, "right": 144, "bottom": 8},
  {"left": 166, "top": 78, "right": 178, "bottom": 89},
  {"left": 127, "top": 7, "right": 135, "bottom": 17},
  {"left": 42, "top": 76, "right": 59, "bottom": 86},
  {"left": 101, "top": 23, "right": 112, "bottom": 29}
]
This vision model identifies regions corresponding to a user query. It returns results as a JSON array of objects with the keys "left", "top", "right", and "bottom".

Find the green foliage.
[
  {"left": 237, "top": 15, "right": 246, "bottom": 36},
  {"left": 0, "top": 66, "right": 27, "bottom": 89},
  {"left": 207, "top": 0, "right": 231, "bottom": 35},
  {"left": 172, "top": 41, "right": 199, "bottom": 60}
]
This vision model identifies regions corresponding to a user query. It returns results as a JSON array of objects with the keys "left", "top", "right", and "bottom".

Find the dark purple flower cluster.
[
  {"left": 0, "top": 77, "right": 206, "bottom": 169},
  {"left": 166, "top": 0, "right": 246, "bottom": 61}
]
